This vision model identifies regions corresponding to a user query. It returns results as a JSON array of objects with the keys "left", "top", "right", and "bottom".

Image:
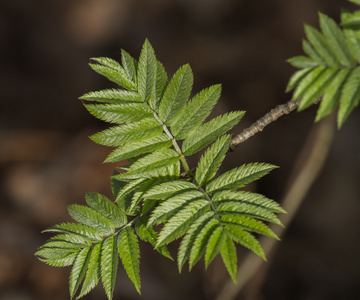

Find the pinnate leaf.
[
  {"left": 101, "top": 236, "right": 118, "bottom": 300},
  {"left": 90, "top": 57, "right": 136, "bottom": 90},
  {"left": 68, "top": 205, "right": 115, "bottom": 236},
  {"left": 304, "top": 24, "right": 339, "bottom": 67},
  {"left": 121, "top": 50, "right": 137, "bottom": 83},
  {"left": 90, "top": 118, "right": 162, "bottom": 147},
  {"left": 216, "top": 201, "right": 282, "bottom": 226},
  {"left": 158, "top": 64, "right": 193, "bottom": 124},
  {"left": 105, "top": 134, "right": 172, "bottom": 163},
  {"left": 225, "top": 226, "right": 265, "bottom": 260},
  {"left": 182, "top": 111, "right": 245, "bottom": 156},
  {"left": 195, "top": 134, "right": 231, "bottom": 186},
  {"left": 213, "top": 190, "right": 286, "bottom": 213},
  {"left": 148, "top": 190, "right": 204, "bottom": 227},
  {"left": 206, "top": 163, "right": 278, "bottom": 194},
  {"left": 177, "top": 211, "right": 215, "bottom": 272},
  {"left": 116, "top": 149, "right": 180, "bottom": 178},
  {"left": 156, "top": 199, "right": 210, "bottom": 247},
  {"left": 338, "top": 66, "right": 360, "bottom": 127},
  {"left": 220, "top": 237, "right": 238, "bottom": 283},
  {"left": 78, "top": 243, "right": 101, "bottom": 299},
  {"left": 85, "top": 103, "right": 152, "bottom": 124},
  {"left": 143, "top": 181, "right": 198, "bottom": 200},
  {"left": 205, "top": 226, "right": 226, "bottom": 268},
  {"left": 189, "top": 218, "right": 219, "bottom": 269},
  {"left": 118, "top": 227, "right": 141, "bottom": 294},
  {"left": 319, "top": 12, "right": 354, "bottom": 67},
  {"left": 79, "top": 89, "right": 142, "bottom": 104},
  {"left": 138, "top": 39, "right": 157, "bottom": 101},
  {"left": 85, "top": 193, "right": 127, "bottom": 228},
  {"left": 171, "top": 84, "right": 222, "bottom": 139},
  {"left": 221, "top": 215, "right": 279, "bottom": 239},
  {"left": 70, "top": 247, "right": 92, "bottom": 298},
  {"left": 316, "top": 68, "right": 351, "bottom": 121},
  {"left": 43, "top": 223, "right": 103, "bottom": 242}
]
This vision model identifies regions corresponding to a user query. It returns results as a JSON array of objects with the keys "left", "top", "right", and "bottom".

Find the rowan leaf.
[
  {"left": 118, "top": 227, "right": 141, "bottom": 294},
  {"left": 100, "top": 236, "right": 118, "bottom": 300}
]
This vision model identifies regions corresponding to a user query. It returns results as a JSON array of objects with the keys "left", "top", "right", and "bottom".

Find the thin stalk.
[
  {"left": 152, "top": 111, "right": 194, "bottom": 178},
  {"left": 230, "top": 98, "right": 321, "bottom": 148},
  {"left": 196, "top": 185, "right": 222, "bottom": 223}
]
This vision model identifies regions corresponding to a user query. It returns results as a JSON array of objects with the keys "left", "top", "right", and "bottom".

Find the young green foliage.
[
  {"left": 287, "top": 2, "right": 360, "bottom": 127},
  {"left": 37, "top": 39, "right": 285, "bottom": 299}
]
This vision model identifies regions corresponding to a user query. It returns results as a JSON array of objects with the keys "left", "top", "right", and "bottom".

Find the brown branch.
[
  {"left": 216, "top": 113, "right": 335, "bottom": 300},
  {"left": 230, "top": 98, "right": 321, "bottom": 149}
]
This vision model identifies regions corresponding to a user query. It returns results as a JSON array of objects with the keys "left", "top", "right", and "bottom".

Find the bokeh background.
[{"left": 1, "top": 0, "right": 360, "bottom": 299}]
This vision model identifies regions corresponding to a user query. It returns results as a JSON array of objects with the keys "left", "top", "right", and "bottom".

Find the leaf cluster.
[
  {"left": 36, "top": 40, "right": 285, "bottom": 299},
  {"left": 287, "top": 1, "right": 360, "bottom": 127}
]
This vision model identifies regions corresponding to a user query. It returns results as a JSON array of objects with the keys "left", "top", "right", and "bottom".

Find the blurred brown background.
[{"left": 1, "top": 0, "right": 360, "bottom": 299}]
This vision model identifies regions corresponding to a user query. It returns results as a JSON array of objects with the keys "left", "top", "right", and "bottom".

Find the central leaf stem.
[{"left": 151, "top": 110, "right": 194, "bottom": 178}]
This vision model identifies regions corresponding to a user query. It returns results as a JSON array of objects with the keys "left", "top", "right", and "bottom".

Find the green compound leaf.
[
  {"left": 90, "top": 57, "right": 136, "bottom": 91},
  {"left": 220, "top": 237, "right": 238, "bottom": 283},
  {"left": 85, "top": 193, "right": 127, "bottom": 228},
  {"left": 118, "top": 227, "right": 141, "bottom": 294},
  {"left": 68, "top": 205, "right": 115, "bottom": 236},
  {"left": 38, "top": 38, "right": 288, "bottom": 299},
  {"left": 90, "top": 118, "right": 162, "bottom": 147},
  {"left": 206, "top": 163, "right": 278, "bottom": 195},
  {"left": 101, "top": 236, "right": 118, "bottom": 300},
  {"left": 182, "top": 111, "right": 245, "bottom": 156},
  {"left": 158, "top": 64, "right": 193, "bottom": 124},
  {"left": 171, "top": 84, "right": 222, "bottom": 139},
  {"left": 70, "top": 246, "right": 92, "bottom": 299},
  {"left": 79, "top": 89, "right": 142, "bottom": 104},
  {"left": 195, "top": 134, "right": 231, "bottom": 186},
  {"left": 77, "top": 244, "right": 101, "bottom": 299},
  {"left": 287, "top": 10, "right": 360, "bottom": 126}
]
